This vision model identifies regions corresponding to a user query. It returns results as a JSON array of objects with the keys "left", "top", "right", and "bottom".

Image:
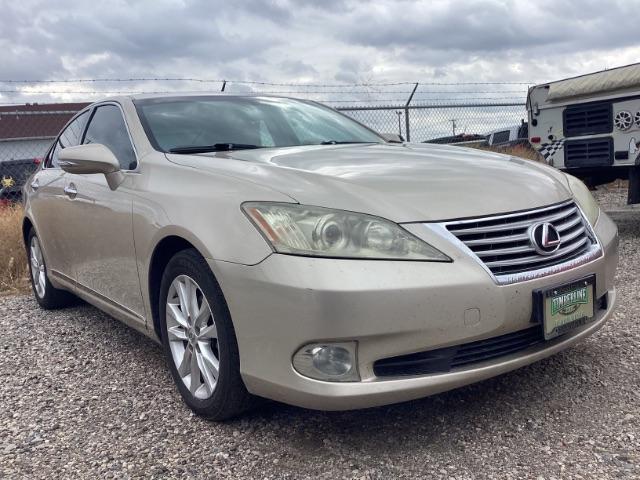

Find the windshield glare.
[{"left": 135, "top": 96, "right": 383, "bottom": 152}]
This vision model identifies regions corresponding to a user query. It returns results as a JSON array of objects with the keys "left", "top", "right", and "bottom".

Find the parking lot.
[{"left": 1, "top": 187, "right": 639, "bottom": 479}]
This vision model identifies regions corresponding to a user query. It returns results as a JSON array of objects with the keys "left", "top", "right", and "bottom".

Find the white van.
[{"left": 527, "top": 63, "right": 640, "bottom": 197}]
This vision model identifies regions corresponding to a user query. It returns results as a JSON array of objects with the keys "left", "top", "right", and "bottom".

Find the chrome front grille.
[{"left": 444, "top": 200, "right": 601, "bottom": 284}]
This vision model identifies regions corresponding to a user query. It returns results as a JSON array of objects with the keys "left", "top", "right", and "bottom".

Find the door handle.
[
  {"left": 64, "top": 183, "right": 77, "bottom": 199},
  {"left": 30, "top": 179, "right": 39, "bottom": 191}
]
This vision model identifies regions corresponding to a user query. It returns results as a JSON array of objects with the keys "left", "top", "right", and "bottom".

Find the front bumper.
[{"left": 210, "top": 211, "right": 619, "bottom": 410}]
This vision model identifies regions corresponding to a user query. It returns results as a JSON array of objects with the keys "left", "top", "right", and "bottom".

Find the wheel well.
[
  {"left": 22, "top": 218, "right": 34, "bottom": 248},
  {"left": 148, "top": 236, "right": 198, "bottom": 339}
]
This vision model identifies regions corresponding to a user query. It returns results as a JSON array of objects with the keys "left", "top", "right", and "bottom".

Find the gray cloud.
[
  {"left": 0, "top": 0, "right": 639, "bottom": 104},
  {"left": 341, "top": 0, "right": 640, "bottom": 63}
]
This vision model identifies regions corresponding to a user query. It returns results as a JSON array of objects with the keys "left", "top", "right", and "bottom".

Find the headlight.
[
  {"left": 242, "top": 202, "right": 451, "bottom": 261},
  {"left": 565, "top": 174, "right": 600, "bottom": 225}
]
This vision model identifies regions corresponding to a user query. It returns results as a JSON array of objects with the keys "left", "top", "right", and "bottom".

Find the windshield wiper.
[
  {"left": 318, "top": 140, "right": 374, "bottom": 145},
  {"left": 169, "top": 143, "right": 262, "bottom": 154}
]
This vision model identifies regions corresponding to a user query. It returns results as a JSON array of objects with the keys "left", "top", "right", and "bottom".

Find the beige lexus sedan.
[{"left": 23, "top": 94, "right": 618, "bottom": 420}]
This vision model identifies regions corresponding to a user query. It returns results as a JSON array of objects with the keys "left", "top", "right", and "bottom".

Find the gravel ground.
[
  {"left": 593, "top": 182, "right": 629, "bottom": 211},
  {"left": 1, "top": 196, "right": 639, "bottom": 479}
]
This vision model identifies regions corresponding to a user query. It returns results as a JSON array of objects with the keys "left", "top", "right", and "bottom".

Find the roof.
[
  {"left": 543, "top": 63, "right": 640, "bottom": 102},
  {"left": 0, "top": 102, "right": 90, "bottom": 141}
]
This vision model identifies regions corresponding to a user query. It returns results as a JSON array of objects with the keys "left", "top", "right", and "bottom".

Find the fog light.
[{"left": 292, "top": 341, "right": 359, "bottom": 382}]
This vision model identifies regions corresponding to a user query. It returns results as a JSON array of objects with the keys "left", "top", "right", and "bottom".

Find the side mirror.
[
  {"left": 58, "top": 144, "right": 124, "bottom": 190},
  {"left": 380, "top": 133, "right": 405, "bottom": 143}
]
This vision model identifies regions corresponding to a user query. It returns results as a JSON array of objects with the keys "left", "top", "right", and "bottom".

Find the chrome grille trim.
[
  {"left": 446, "top": 205, "right": 578, "bottom": 236},
  {"left": 433, "top": 200, "right": 602, "bottom": 285},
  {"left": 483, "top": 236, "right": 588, "bottom": 268}
]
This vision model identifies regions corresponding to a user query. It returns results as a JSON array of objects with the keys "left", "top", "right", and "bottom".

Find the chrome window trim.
[
  {"left": 43, "top": 100, "right": 141, "bottom": 174},
  {"left": 83, "top": 101, "right": 141, "bottom": 173},
  {"left": 43, "top": 107, "right": 93, "bottom": 170},
  {"left": 425, "top": 200, "right": 603, "bottom": 286}
]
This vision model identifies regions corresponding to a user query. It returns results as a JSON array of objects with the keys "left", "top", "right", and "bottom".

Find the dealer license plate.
[{"left": 542, "top": 277, "right": 595, "bottom": 340}]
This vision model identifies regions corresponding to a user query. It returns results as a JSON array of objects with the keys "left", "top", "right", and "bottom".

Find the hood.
[{"left": 166, "top": 143, "right": 572, "bottom": 223}]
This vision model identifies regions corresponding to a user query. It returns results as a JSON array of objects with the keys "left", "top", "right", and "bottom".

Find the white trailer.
[{"left": 527, "top": 63, "right": 640, "bottom": 203}]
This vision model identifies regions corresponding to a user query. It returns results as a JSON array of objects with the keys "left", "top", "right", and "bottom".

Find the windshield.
[{"left": 135, "top": 96, "right": 383, "bottom": 153}]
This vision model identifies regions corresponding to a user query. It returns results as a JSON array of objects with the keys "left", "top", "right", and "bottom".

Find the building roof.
[{"left": 0, "top": 102, "right": 89, "bottom": 141}]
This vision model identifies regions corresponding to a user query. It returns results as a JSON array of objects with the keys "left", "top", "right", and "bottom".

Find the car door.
[
  {"left": 29, "top": 110, "right": 90, "bottom": 283},
  {"left": 62, "top": 103, "right": 145, "bottom": 322}
]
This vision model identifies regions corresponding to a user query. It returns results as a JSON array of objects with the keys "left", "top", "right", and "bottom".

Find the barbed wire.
[
  {"left": 0, "top": 92, "right": 528, "bottom": 104},
  {"left": 0, "top": 78, "right": 533, "bottom": 86}
]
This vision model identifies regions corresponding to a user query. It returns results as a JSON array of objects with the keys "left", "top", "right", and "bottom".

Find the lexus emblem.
[{"left": 529, "top": 222, "right": 561, "bottom": 255}]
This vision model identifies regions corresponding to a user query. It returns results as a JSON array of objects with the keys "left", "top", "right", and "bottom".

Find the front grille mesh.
[
  {"left": 373, "top": 326, "right": 544, "bottom": 377},
  {"left": 445, "top": 201, "right": 595, "bottom": 277}
]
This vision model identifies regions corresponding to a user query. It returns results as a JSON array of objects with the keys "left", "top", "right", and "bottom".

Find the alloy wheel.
[
  {"left": 30, "top": 236, "right": 46, "bottom": 298},
  {"left": 166, "top": 275, "right": 219, "bottom": 399}
]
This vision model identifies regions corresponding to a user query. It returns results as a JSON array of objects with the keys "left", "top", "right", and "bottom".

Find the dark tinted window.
[
  {"left": 48, "top": 111, "right": 89, "bottom": 168},
  {"left": 83, "top": 105, "right": 137, "bottom": 170},
  {"left": 136, "top": 96, "right": 382, "bottom": 152},
  {"left": 491, "top": 130, "right": 511, "bottom": 144}
]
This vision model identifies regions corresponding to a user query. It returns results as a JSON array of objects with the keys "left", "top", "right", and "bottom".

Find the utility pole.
[{"left": 450, "top": 119, "right": 457, "bottom": 136}]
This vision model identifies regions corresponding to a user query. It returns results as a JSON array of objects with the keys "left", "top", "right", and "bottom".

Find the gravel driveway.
[{"left": 1, "top": 198, "right": 639, "bottom": 479}]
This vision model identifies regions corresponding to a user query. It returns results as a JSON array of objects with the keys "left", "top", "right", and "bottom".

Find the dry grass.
[
  {"left": 0, "top": 205, "right": 29, "bottom": 294},
  {"left": 473, "top": 143, "right": 544, "bottom": 162}
]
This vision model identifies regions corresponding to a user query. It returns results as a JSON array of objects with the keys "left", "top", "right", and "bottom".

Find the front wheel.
[{"left": 159, "top": 249, "right": 256, "bottom": 420}]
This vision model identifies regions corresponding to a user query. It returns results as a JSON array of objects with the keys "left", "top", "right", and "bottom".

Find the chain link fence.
[
  {"left": 338, "top": 103, "right": 526, "bottom": 142},
  {"left": 0, "top": 106, "right": 84, "bottom": 204},
  {"left": 0, "top": 80, "right": 530, "bottom": 203}
]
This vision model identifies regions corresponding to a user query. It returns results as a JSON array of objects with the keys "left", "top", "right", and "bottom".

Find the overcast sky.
[{"left": 1, "top": 0, "right": 640, "bottom": 105}]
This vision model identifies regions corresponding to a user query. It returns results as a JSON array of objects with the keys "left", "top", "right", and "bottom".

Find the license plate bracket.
[{"left": 532, "top": 275, "right": 596, "bottom": 340}]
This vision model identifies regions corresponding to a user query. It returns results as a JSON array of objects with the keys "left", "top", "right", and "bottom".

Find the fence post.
[{"left": 404, "top": 83, "right": 418, "bottom": 142}]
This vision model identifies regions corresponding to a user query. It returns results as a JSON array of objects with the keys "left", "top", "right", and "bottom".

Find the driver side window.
[{"left": 83, "top": 105, "right": 137, "bottom": 170}]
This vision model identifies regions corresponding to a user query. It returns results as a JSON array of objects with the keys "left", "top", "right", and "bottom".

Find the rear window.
[{"left": 491, "top": 130, "right": 511, "bottom": 144}]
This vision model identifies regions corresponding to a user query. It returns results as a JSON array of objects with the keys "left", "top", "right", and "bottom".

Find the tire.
[
  {"left": 27, "top": 229, "right": 77, "bottom": 310},
  {"left": 159, "top": 248, "right": 256, "bottom": 420}
]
